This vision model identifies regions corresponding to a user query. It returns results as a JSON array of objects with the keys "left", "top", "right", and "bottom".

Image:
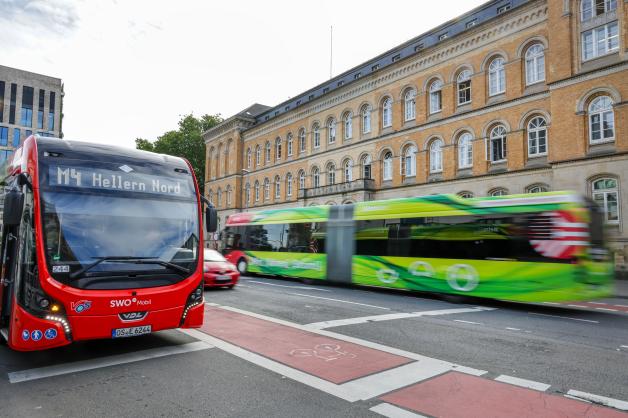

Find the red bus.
[{"left": 0, "top": 136, "right": 216, "bottom": 351}]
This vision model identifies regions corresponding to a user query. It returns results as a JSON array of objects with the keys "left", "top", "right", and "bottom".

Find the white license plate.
[
  {"left": 216, "top": 275, "right": 231, "bottom": 282},
  {"left": 112, "top": 325, "right": 152, "bottom": 339}
]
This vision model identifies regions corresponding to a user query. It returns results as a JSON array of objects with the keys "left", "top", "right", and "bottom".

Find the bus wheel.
[
  {"left": 237, "top": 259, "right": 248, "bottom": 275},
  {"left": 440, "top": 293, "right": 468, "bottom": 304}
]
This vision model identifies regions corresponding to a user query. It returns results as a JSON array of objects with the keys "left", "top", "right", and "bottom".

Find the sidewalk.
[{"left": 615, "top": 278, "right": 628, "bottom": 298}]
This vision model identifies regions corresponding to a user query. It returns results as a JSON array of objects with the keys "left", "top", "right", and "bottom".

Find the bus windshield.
[{"left": 40, "top": 160, "right": 200, "bottom": 289}]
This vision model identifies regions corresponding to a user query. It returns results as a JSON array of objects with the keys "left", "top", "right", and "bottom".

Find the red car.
[{"left": 203, "top": 249, "right": 239, "bottom": 289}]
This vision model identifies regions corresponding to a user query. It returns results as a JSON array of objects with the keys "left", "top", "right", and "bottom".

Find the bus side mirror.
[
  {"left": 205, "top": 206, "right": 217, "bottom": 233},
  {"left": 3, "top": 189, "right": 24, "bottom": 226}
]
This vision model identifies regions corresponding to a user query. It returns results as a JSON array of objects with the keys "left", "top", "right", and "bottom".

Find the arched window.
[
  {"left": 208, "top": 148, "right": 215, "bottom": 179},
  {"left": 589, "top": 96, "right": 615, "bottom": 143},
  {"left": 382, "top": 98, "right": 392, "bottom": 128},
  {"left": 361, "top": 154, "right": 372, "bottom": 179},
  {"left": 226, "top": 186, "right": 232, "bottom": 207},
  {"left": 328, "top": 118, "right": 336, "bottom": 144},
  {"left": 525, "top": 44, "right": 545, "bottom": 85},
  {"left": 275, "top": 137, "right": 282, "bottom": 160},
  {"left": 255, "top": 145, "right": 261, "bottom": 166},
  {"left": 404, "top": 89, "right": 416, "bottom": 121},
  {"left": 327, "top": 162, "right": 336, "bottom": 185},
  {"left": 246, "top": 148, "right": 252, "bottom": 169},
  {"left": 457, "top": 70, "right": 472, "bottom": 105},
  {"left": 263, "top": 178, "right": 270, "bottom": 200},
  {"left": 286, "top": 173, "right": 293, "bottom": 197},
  {"left": 592, "top": 177, "right": 619, "bottom": 223},
  {"left": 343, "top": 159, "right": 353, "bottom": 182},
  {"left": 208, "top": 189, "right": 214, "bottom": 205},
  {"left": 217, "top": 188, "right": 222, "bottom": 207},
  {"left": 489, "top": 125, "right": 507, "bottom": 162},
  {"left": 254, "top": 181, "right": 260, "bottom": 202},
  {"left": 312, "top": 167, "right": 320, "bottom": 188},
  {"left": 458, "top": 132, "right": 473, "bottom": 169},
  {"left": 298, "top": 128, "right": 306, "bottom": 153},
  {"left": 429, "top": 80, "right": 443, "bottom": 114},
  {"left": 361, "top": 104, "right": 372, "bottom": 133},
  {"left": 274, "top": 175, "right": 281, "bottom": 199},
  {"left": 287, "top": 133, "right": 293, "bottom": 157},
  {"left": 265, "top": 141, "right": 271, "bottom": 163},
  {"left": 313, "top": 123, "right": 321, "bottom": 149},
  {"left": 382, "top": 151, "right": 393, "bottom": 181},
  {"left": 402, "top": 144, "right": 417, "bottom": 177},
  {"left": 526, "top": 184, "right": 549, "bottom": 193},
  {"left": 429, "top": 139, "right": 444, "bottom": 173},
  {"left": 458, "top": 191, "right": 474, "bottom": 198},
  {"left": 298, "top": 170, "right": 306, "bottom": 190},
  {"left": 344, "top": 112, "right": 353, "bottom": 140},
  {"left": 216, "top": 144, "right": 223, "bottom": 177},
  {"left": 490, "top": 188, "right": 508, "bottom": 197},
  {"left": 488, "top": 57, "right": 506, "bottom": 96},
  {"left": 245, "top": 183, "right": 251, "bottom": 205},
  {"left": 528, "top": 116, "right": 547, "bottom": 156}
]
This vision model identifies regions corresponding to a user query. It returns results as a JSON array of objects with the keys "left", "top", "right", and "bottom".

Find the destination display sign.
[{"left": 48, "top": 165, "right": 195, "bottom": 198}]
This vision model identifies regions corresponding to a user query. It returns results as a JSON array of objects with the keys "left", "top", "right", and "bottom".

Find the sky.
[{"left": 0, "top": 0, "right": 487, "bottom": 148}]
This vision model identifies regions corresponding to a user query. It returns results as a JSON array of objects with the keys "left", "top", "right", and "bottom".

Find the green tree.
[{"left": 136, "top": 113, "right": 222, "bottom": 194}]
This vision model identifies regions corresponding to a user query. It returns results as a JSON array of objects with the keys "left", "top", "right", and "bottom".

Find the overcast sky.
[{"left": 1, "top": 0, "right": 487, "bottom": 148}]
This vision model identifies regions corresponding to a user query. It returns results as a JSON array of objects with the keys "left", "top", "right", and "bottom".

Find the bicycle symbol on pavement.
[{"left": 289, "top": 343, "right": 357, "bottom": 362}]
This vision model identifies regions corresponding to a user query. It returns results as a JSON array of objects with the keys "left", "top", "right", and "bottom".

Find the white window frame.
[
  {"left": 263, "top": 179, "right": 270, "bottom": 200},
  {"left": 312, "top": 168, "right": 320, "bottom": 188},
  {"left": 488, "top": 125, "right": 508, "bottom": 163},
  {"left": 457, "top": 70, "right": 472, "bottom": 106},
  {"left": 527, "top": 184, "right": 549, "bottom": 193},
  {"left": 382, "top": 98, "right": 393, "bottom": 128},
  {"left": 458, "top": 191, "right": 474, "bottom": 198},
  {"left": 265, "top": 142, "right": 271, "bottom": 164},
  {"left": 275, "top": 138, "right": 282, "bottom": 160},
  {"left": 286, "top": 173, "right": 293, "bottom": 196},
  {"left": 327, "top": 164, "right": 336, "bottom": 185},
  {"left": 588, "top": 96, "right": 615, "bottom": 143},
  {"left": 328, "top": 119, "right": 336, "bottom": 144},
  {"left": 299, "top": 129, "right": 306, "bottom": 153},
  {"left": 287, "top": 134, "right": 293, "bottom": 157},
  {"left": 246, "top": 148, "right": 252, "bottom": 169},
  {"left": 298, "top": 171, "right": 305, "bottom": 190},
  {"left": 274, "top": 176, "right": 281, "bottom": 199},
  {"left": 226, "top": 187, "right": 232, "bottom": 206},
  {"left": 382, "top": 151, "right": 393, "bottom": 181},
  {"left": 217, "top": 189, "right": 222, "bottom": 207},
  {"left": 488, "top": 58, "right": 506, "bottom": 96},
  {"left": 402, "top": 145, "right": 417, "bottom": 177},
  {"left": 429, "top": 140, "right": 443, "bottom": 173},
  {"left": 429, "top": 80, "right": 443, "bottom": 114},
  {"left": 344, "top": 160, "right": 353, "bottom": 182},
  {"left": 490, "top": 188, "right": 508, "bottom": 197},
  {"left": 592, "top": 177, "right": 620, "bottom": 224},
  {"left": 525, "top": 44, "right": 545, "bottom": 85},
  {"left": 458, "top": 132, "right": 473, "bottom": 169},
  {"left": 362, "top": 155, "right": 372, "bottom": 180},
  {"left": 254, "top": 182, "right": 260, "bottom": 201},
  {"left": 313, "top": 124, "right": 321, "bottom": 149},
  {"left": 581, "top": 0, "right": 617, "bottom": 21},
  {"left": 528, "top": 117, "right": 548, "bottom": 156},
  {"left": 404, "top": 90, "right": 416, "bottom": 121},
  {"left": 255, "top": 146, "right": 261, "bottom": 166},
  {"left": 581, "top": 21, "right": 619, "bottom": 61},
  {"left": 344, "top": 113, "right": 352, "bottom": 140},
  {"left": 362, "top": 105, "right": 372, "bottom": 133},
  {"left": 245, "top": 184, "right": 251, "bottom": 204}
]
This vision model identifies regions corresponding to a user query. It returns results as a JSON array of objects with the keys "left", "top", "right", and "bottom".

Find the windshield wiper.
[
  {"left": 69, "top": 256, "right": 160, "bottom": 280},
  {"left": 130, "top": 259, "right": 191, "bottom": 276}
]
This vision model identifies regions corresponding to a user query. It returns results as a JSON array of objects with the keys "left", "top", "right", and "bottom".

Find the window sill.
[
  {"left": 487, "top": 93, "right": 506, "bottom": 105},
  {"left": 528, "top": 153, "right": 547, "bottom": 159},
  {"left": 456, "top": 168, "right": 473, "bottom": 178},
  {"left": 589, "top": 138, "right": 615, "bottom": 146}
]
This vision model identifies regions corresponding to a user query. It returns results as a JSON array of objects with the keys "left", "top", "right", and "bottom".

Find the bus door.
[{"left": 326, "top": 205, "right": 354, "bottom": 284}]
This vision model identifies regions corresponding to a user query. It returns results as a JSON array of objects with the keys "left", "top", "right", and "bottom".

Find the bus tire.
[{"left": 236, "top": 259, "right": 248, "bottom": 275}]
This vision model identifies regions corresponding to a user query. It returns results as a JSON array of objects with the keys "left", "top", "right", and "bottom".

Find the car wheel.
[{"left": 237, "top": 259, "right": 247, "bottom": 275}]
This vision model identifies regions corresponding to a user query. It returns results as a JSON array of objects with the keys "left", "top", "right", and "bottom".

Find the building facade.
[
  {"left": 204, "top": 0, "right": 628, "bottom": 270},
  {"left": 0, "top": 65, "right": 64, "bottom": 163}
]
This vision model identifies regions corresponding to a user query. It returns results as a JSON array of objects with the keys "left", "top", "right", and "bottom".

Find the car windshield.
[{"left": 204, "top": 249, "right": 226, "bottom": 262}]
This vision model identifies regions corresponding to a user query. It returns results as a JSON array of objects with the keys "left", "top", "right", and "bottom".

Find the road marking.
[
  {"left": 370, "top": 403, "right": 429, "bottom": 418},
  {"left": 595, "top": 307, "right": 618, "bottom": 312},
  {"left": 287, "top": 293, "right": 390, "bottom": 310},
  {"left": 567, "top": 304, "right": 588, "bottom": 308},
  {"left": 453, "top": 320, "right": 483, "bottom": 325},
  {"left": 528, "top": 312, "right": 599, "bottom": 323},
  {"left": 620, "top": 345, "right": 628, "bottom": 349},
  {"left": 615, "top": 304, "right": 628, "bottom": 308},
  {"left": 494, "top": 375, "right": 550, "bottom": 391},
  {"left": 305, "top": 307, "right": 496, "bottom": 329},
  {"left": 246, "top": 280, "right": 331, "bottom": 292},
  {"left": 505, "top": 327, "right": 521, "bottom": 331},
  {"left": 542, "top": 302, "right": 560, "bottom": 305},
  {"left": 587, "top": 302, "right": 606, "bottom": 305},
  {"left": 8, "top": 341, "right": 212, "bottom": 384},
  {"left": 566, "top": 390, "right": 628, "bottom": 411}
]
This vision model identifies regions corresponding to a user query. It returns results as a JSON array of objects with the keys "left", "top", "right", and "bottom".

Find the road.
[{"left": 1, "top": 276, "right": 628, "bottom": 417}]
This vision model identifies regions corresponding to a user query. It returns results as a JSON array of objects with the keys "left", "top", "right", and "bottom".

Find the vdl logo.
[{"left": 71, "top": 300, "right": 92, "bottom": 313}]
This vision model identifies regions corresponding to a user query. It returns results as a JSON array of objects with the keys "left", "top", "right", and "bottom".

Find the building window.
[
  {"left": 414, "top": 44, "right": 424, "bottom": 52},
  {"left": 37, "top": 89, "right": 44, "bottom": 129},
  {"left": 264, "top": 178, "right": 270, "bottom": 200},
  {"left": 298, "top": 170, "right": 305, "bottom": 190},
  {"left": 439, "top": 33, "right": 448, "bottom": 41},
  {"left": 226, "top": 187, "right": 232, "bottom": 207},
  {"left": 255, "top": 146, "right": 261, "bottom": 166},
  {"left": 528, "top": 116, "right": 548, "bottom": 156},
  {"left": 429, "top": 80, "right": 443, "bottom": 114},
  {"left": 9, "top": 84, "right": 16, "bottom": 125},
  {"left": 217, "top": 189, "right": 222, "bottom": 208},
  {"left": 0, "top": 126, "right": 8, "bottom": 146},
  {"left": 328, "top": 118, "right": 336, "bottom": 144},
  {"left": 382, "top": 98, "right": 393, "bottom": 128},
  {"left": 488, "top": 57, "right": 506, "bottom": 96},
  {"left": 466, "top": 19, "right": 478, "bottom": 29},
  {"left": 265, "top": 142, "right": 271, "bottom": 163},
  {"left": 287, "top": 133, "right": 293, "bottom": 156},
  {"left": 489, "top": 125, "right": 507, "bottom": 162},
  {"left": 582, "top": 22, "right": 619, "bottom": 61},
  {"left": 298, "top": 128, "right": 306, "bottom": 153},
  {"left": 343, "top": 160, "right": 353, "bottom": 182},
  {"left": 208, "top": 190, "right": 213, "bottom": 205},
  {"left": 312, "top": 167, "right": 320, "bottom": 188},
  {"left": 274, "top": 175, "right": 281, "bottom": 199},
  {"left": 402, "top": 145, "right": 417, "bottom": 177},
  {"left": 275, "top": 138, "right": 282, "bottom": 160},
  {"left": 490, "top": 188, "right": 508, "bottom": 197},
  {"left": 581, "top": 0, "right": 617, "bottom": 21},
  {"left": 372, "top": 64, "right": 380, "bottom": 71},
  {"left": 245, "top": 183, "right": 251, "bottom": 205},
  {"left": 527, "top": 184, "right": 549, "bottom": 193},
  {"left": 362, "top": 155, "right": 372, "bottom": 180},
  {"left": 589, "top": 96, "right": 614, "bottom": 143},
  {"left": 344, "top": 113, "right": 352, "bottom": 140},
  {"left": 0, "top": 81, "right": 4, "bottom": 122},
  {"left": 246, "top": 148, "right": 252, "bottom": 169},
  {"left": 404, "top": 89, "right": 416, "bottom": 121},
  {"left": 361, "top": 104, "right": 372, "bottom": 133},
  {"left": 382, "top": 151, "right": 393, "bottom": 181},
  {"left": 458, "top": 191, "right": 474, "bottom": 198},
  {"left": 313, "top": 124, "right": 321, "bottom": 149},
  {"left": 254, "top": 181, "right": 260, "bottom": 202},
  {"left": 592, "top": 177, "right": 619, "bottom": 223},
  {"left": 354, "top": 73, "right": 362, "bottom": 80},
  {"left": 497, "top": 4, "right": 511, "bottom": 14},
  {"left": 457, "top": 70, "right": 472, "bottom": 105},
  {"left": 429, "top": 140, "right": 443, "bottom": 173},
  {"left": 286, "top": 173, "right": 293, "bottom": 197},
  {"left": 525, "top": 44, "right": 545, "bottom": 85},
  {"left": 327, "top": 163, "right": 336, "bottom": 185},
  {"left": 12, "top": 128, "right": 20, "bottom": 147},
  {"left": 458, "top": 132, "right": 473, "bottom": 168},
  {"left": 20, "top": 86, "right": 34, "bottom": 127},
  {"left": 48, "top": 92, "right": 55, "bottom": 131}
]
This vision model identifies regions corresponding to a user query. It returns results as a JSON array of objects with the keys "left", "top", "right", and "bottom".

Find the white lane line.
[
  {"left": 505, "top": 327, "right": 521, "bottom": 331},
  {"left": 567, "top": 304, "right": 588, "bottom": 308},
  {"left": 542, "top": 302, "right": 560, "bottom": 305},
  {"left": 305, "top": 307, "right": 496, "bottom": 329},
  {"left": 370, "top": 403, "right": 429, "bottom": 418},
  {"left": 246, "top": 280, "right": 331, "bottom": 292},
  {"left": 8, "top": 341, "right": 212, "bottom": 384},
  {"left": 453, "top": 320, "right": 483, "bottom": 325},
  {"left": 587, "top": 302, "right": 606, "bottom": 305},
  {"left": 614, "top": 304, "right": 628, "bottom": 308},
  {"left": 495, "top": 375, "right": 550, "bottom": 391},
  {"left": 620, "top": 345, "right": 628, "bottom": 349},
  {"left": 566, "top": 390, "right": 628, "bottom": 411},
  {"left": 287, "top": 293, "right": 390, "bottom": 310},
  {"left": 595, "top": 307, "right": 618, "bottom": 312},
  {"left": 528, "top": 312, "right": 599, "bottom": 323}
]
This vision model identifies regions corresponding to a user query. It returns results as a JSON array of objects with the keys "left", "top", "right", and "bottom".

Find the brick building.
[
  {"left": 0, "top": 64, "right": 64, "bottom": 163},
  {"left": 203, "top": 0, "right": 628, "bottom": 270}
]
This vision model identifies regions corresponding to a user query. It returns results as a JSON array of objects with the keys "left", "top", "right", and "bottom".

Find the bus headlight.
[{"left": 180, "top": 281, "right": 204, "bottom": 325}]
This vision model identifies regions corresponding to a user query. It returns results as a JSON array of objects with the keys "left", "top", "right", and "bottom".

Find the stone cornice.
[
  {"left": 241, "top": 1, "right": 548, "bottom": 143},
  {"left": 548, "top": 61, "right": 628, "bottom": 90},
  {"left": 203, "top": 116, "right": 256, "bottom": 144}
]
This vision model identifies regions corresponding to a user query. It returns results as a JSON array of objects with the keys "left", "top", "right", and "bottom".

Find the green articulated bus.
[{"left": 221, "top": 192, "right": 613, "bottom": 303}]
